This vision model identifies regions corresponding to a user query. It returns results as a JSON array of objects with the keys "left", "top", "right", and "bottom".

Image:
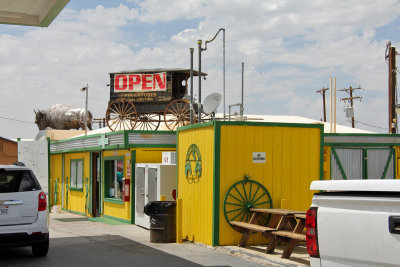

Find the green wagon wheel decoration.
[{"left": 223, "top": 177, "right": 273, "bottom": 231}]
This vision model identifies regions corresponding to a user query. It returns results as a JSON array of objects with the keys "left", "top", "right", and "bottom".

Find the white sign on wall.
[
  {"left": 252, "top": 152, "right": 266, "bottom": 163},
  {"left": 18, "top": 140, "right": 49, "bottom": 193}
]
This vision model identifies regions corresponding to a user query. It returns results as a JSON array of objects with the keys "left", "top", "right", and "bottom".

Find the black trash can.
[{"left": 144, "top": 201, "right": 176, "bottom": 243}]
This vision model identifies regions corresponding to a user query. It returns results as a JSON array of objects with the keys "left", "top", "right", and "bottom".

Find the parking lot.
[{"left": 0, "top": 212, "right": 309, "bottom": 267}]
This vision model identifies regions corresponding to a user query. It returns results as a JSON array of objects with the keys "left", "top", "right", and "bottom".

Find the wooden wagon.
[{"left": 106, "top": 68, "right": 206, "bottom": 131}]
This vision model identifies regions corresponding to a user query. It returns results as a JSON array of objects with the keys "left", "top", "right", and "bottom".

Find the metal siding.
[
  {"left": 325, "top": 135, "right": 400, "bottom": 144},
  {"left": 108, "top": 134, "right": 124, "bottom": 146},
  {"left": 50, "top": 132, "right": 176, "bottom": 153},
  {"left": 128, "top": 133, "right": 176, "bottom": 145},
  {"left": 51, "top": 136, "right": 100, "bottom": 152},
  {"left": 367, "top": 149, "right": 394, "bottom": 179},
  {"left": 331, "top": 149, "right": 363, "bottom": 180}
]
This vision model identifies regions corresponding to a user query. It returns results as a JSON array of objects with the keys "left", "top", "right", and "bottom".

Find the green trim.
[
  {"left": 124, "top": 131, "right": 129, "bottom": 147},
  {"left": 103, "top": 156, "right": 124, "bottom": 199},
  {"left": 331, "top": 148, "right": 347, "bottom": 180},
  {"left": 69, "top": 188, "right": 84, "bottom": 192},
  {"left": 39, "top": 0, "right": 70, "bottom": 27},
  {"left": 61, "top": 208, "right": 86, "bottom": 216},
  {"left": 47, "top": 138, "right": 51, "bottom": 212},
  {"left": 178, "top": 120, "right": 324, "bottom": 132},
  {"left": 127, "top": 144, "right": 176, "bottom": 148},
  {"left": 103, "top": 156, "right": 124, "bottom": 161},
  {"left": 88, "top": 216, "right": 129, "bottom": 225},
  {"left": 325, "top": 133, "right": 400, "bottom": 137},
  {"left": 50, "top": 130, "right": 175, "bottom": 144},
  {"left": 70, "top": 158, "right": 84, "bottom": 189},
  {"left": 325, "top": 142, "right": 399, "bottom": 147},
  {"left": 382, "top": 149, "right": 394, "bottom": 179},
  {"left": 131, "top": 150, "right": 136, "bottom": 224},
  {"left": 363, "top": 149, "right": 367, "bottom": 179},
  {"left": 104, "top": 198, "right": 124, "bottom": 205},
  {"left": 50, "top": 129, "right": 176, "bottom": 154},
  {"left": 102, "top": 214, "right": 131, "bottom": 224},
  {"left": 319, "top": 126, "right": 324, "bottom": 180},
  {"left": 394, "top": 148, "right": 397, "bottom": 179},
  {"left": 177, "top": 121, "right": 215, "bottom": 131},
  {"left": 89, "top": 153, "right": 93, "bottom": 215},
  {"left": 212, "top": 122, "right": 221, "bottom": 246},
  {"left": 50, "top": 147, "right": 104, "bottom": 155},
  {"left": 50, "top": 144, "right": 176, "bottom": 154}
]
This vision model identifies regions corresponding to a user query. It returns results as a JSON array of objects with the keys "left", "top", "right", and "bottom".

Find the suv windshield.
[{"left": 0, "top": 169, "right": 41, "bottom": 193}]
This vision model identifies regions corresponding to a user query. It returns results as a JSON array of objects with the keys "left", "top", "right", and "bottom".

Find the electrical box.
[
  {"left": 162, "top": 152, "right": 176, "bottom": 165},
  {"left": 135, "top": 163, "right": 176, "bottom": 229}
]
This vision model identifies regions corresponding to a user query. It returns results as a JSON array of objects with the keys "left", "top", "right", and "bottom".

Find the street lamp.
[
  {"left": 198, "top": 28, "right": 226, "bottom": 121},
  {"left": 80, "top": 84, "right": 88, "bottom": 136}
]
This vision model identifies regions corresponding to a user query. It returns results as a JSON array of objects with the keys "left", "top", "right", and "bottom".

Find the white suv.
[{"left": 0, "top": 163, "right": 49, "bottom": 257}]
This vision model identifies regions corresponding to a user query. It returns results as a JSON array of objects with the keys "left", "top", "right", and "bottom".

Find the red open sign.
[{"left": 114, "top": 72, "right": 166, "bottom": 92}]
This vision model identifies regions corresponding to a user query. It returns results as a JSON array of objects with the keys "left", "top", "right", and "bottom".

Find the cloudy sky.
[{"left": 1, "top": 0, "right": 400, "bottom": 139}]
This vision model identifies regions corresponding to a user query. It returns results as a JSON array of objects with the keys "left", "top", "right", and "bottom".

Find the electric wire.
[
  {"left": 354, "top": 120, "right": 387, "bottom": 130},
  {"left": 0, "top": 116, "right": 34, "bottom": 124}
]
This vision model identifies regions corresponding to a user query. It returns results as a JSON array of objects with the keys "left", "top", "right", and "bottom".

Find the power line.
[
  {"left": 355, "top": 120, "right": 387, "bottom": 130},
  {"left": 0, "top": 116, "right": 34, "bottom": 124}
]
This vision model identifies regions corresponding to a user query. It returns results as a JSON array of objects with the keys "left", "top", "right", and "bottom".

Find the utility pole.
[
  {"left": 340, "top": 86, "right": 362, "bottom": 128},
  {"left": 316, "top": 87, "right": 329, "bottom": 122},
  {"left": 387, "top": 41, "right": 397, "bottom": 134}
]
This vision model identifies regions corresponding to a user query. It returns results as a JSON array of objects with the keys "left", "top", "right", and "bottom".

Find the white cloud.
[{"left": 1, "top": 0, "right": 400, "bottom": 138}]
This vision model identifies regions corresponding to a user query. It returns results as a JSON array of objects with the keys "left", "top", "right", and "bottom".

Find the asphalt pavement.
[{"left": 0, "top": 211, "right": 309, "bottom": 267}]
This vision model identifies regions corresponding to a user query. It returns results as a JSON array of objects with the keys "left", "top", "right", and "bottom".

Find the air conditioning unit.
[{"left": 162, "top": 152, "right": 176, "bottom": 165}]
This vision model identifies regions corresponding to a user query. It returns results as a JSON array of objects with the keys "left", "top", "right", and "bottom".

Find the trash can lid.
[{"left": 144, "top": 201, "right": 176, "bottom": 216}]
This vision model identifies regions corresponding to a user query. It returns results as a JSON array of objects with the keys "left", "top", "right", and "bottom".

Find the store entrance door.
[{"left": 92, "top": 152, "right": 100, "bottom": 217}]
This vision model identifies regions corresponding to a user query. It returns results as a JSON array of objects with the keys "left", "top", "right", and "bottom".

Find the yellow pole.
[
  {"left": 176, "top": 198, "right": 183, "bottom": 243},
  {"left": 280, "top": 198, "right": 286, "bottom": 209}
]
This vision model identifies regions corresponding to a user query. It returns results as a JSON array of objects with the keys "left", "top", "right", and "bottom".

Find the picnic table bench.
[{"left": 230, "top": 208, "right": 307, "bottom": 259}]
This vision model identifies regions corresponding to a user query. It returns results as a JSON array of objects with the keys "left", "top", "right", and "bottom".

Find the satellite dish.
[{"left": 203, "top": 93, "right": 222, "bottom": 115}]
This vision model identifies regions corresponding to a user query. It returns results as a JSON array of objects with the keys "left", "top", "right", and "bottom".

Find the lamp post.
[
  {"left": 80, "top": 84, "right": 88, "bottom": 136},
  {"left": 198, "top": 28, "right": 226, "bottom": 120}
]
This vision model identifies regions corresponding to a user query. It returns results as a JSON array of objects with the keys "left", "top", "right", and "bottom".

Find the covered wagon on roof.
[{"left": 106, "top": 68, "right": 207, "bottom": 131}]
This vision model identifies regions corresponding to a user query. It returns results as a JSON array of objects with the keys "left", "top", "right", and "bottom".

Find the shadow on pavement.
[{"left": 0, "top": 235, "right": 231, "bottom": 267}]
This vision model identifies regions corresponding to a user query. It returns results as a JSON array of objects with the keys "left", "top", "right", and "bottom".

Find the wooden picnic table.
[{"left": 230, "top": 208, "right": 307, "bottom": 259}]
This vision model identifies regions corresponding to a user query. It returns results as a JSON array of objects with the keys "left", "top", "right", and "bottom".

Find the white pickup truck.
[{"left": 306, "top": 180, "right": 400, "bottom": 266}]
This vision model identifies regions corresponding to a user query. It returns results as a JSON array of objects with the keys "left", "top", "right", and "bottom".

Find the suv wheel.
[{"left": 32, "top": 238, "right": 49, "bottom": 257}]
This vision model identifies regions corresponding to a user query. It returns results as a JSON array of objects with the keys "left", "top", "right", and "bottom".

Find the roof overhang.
[{"left": 0, "top": 0, "right": 69, "bottom": 27}]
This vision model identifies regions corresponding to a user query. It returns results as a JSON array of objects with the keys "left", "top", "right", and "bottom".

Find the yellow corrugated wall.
[
  {"left": 218, "top": 125, "right": 322, "bottom": 246},
  {"left": 63, "top": 152, "right": 90, "bottom": 215},
  {"left": 178, "top": 126, "right": 214, "bottom": 245},
  {"left": 396, "top": 146, "right": 400, "bottom": 179},
  {"left": 50, "top": 154, "right": 63, "bottom": 206},
  {"left": 323, "top": 146, "right": 331, "bottom": 180},
  {"left": 134, "top": 147, "right": 175, "bottom": 163}
]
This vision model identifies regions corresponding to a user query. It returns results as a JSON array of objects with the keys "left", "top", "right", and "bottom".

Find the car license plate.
[{"left": 0, "top": 206, "right": 8, "bottom": 215}]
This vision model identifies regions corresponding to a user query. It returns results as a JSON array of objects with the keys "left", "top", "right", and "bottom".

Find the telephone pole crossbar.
[{"left": 339, "top": 86, "right": 362, "bottom": 128}]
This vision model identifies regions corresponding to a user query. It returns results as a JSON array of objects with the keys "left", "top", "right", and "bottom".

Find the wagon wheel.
[
  {"left": 164, "top": 99, "right": 191, "bottom": 130},
  {"left": 223, "top": 176, "right": 273, "bottom": 232},
  {"left": 106, "top": 99, "right": 137, "bottom": 131},
  {"left": 135, "top": 114, "right": 161, "bottom": 131}
]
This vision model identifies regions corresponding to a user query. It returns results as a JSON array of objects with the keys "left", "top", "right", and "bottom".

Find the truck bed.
[{"left": 310, "top": 180, "right": 400, "bottom": 266}]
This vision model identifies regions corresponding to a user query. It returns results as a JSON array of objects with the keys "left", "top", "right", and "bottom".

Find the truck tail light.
[
  {"left": 306, "top": 207, "right": 319, "bottom": 257},
  {"left": 38, "top": 192, "right": 47, "bottom": 211}
]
